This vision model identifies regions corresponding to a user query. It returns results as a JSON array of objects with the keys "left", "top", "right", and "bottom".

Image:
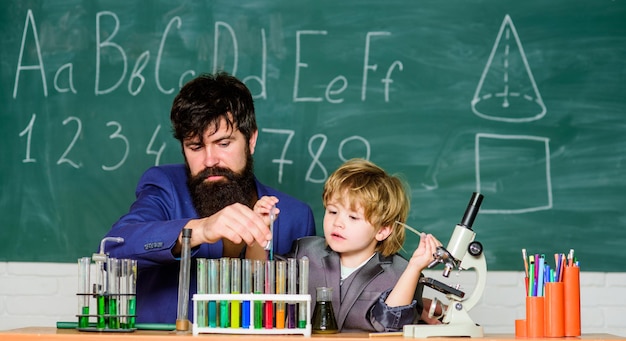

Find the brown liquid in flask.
[{"left": 311, "top": 287, "right": 338, "bottom": 334}]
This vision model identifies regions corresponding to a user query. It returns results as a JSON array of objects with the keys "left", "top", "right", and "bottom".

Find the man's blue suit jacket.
[{"left": 103, "top": 164, "right": 316, "bottom": 323}]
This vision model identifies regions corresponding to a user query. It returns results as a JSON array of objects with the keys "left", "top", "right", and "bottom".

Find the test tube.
[
  {"left": 253, "top": 260, "right": 264, "bottom": 329},
  {"left": 176, "top": 228, "right": 192, "bottom": 331},
  {"left": 298, "top": 257, "right": 309, "bottom": 328},
  {"left": 241, "top": 259, "right": 252, "bottom": 328},
  {"left": 219, "top": 257, "right": 230, "bottom": 328},
  {"left": 208, "top": 259, "right": 220, "bottom": 327},
  {"left": 230, "top": 258, "right": 241, "bottom": 328},
  {"left": 94, "top": 257, "right": 107, "bottom": 330},
  {"left": 107, "top": 258, "right": 120, "bottom": 329},
  {"left": 197, "top": 258, "right": 208, "bottom": 328},
  {"left": 77, "top": 257, "right": 91, "bottom": 329},
  {"left": 119, "top": 259, "right": 129, "bottom": 329},
  {"left": 126, "top": 259, "right": 137, "bottom": 329},
  {"left": 275, "top": 261, "right": 286, "bottom": 329},
  {"left": 287, "top": 258, "right": 297, "bottom": 328},
  {"left": 264, "top": 260, "right": 275, "bottom": 329}
]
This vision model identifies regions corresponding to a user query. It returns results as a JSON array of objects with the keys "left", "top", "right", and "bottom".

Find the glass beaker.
[{"left": 311, "top": 287, "right": 338, "bottom": 334}]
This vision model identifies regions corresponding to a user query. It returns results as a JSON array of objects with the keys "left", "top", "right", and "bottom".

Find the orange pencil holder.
[
  {"left": 515, "top": 319, "right": 527, "bottom": 337},
  {"left": 544, "top": 282, "right": 564, "bottom": 337},
  {"left": 563, "top": 266, "right": 581, "bottom": 336},
  {"left": 525, "top": 296, "right": 545, "bottom": 338}
]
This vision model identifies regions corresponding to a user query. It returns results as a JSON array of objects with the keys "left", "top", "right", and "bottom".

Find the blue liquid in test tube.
[{"left": 241, "top": 259, "right": 252, "bottom": 328}]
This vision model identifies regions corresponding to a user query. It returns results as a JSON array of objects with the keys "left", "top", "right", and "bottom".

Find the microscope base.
[{"left": 403, "top": 323, "right": 484, "bottom": 338}]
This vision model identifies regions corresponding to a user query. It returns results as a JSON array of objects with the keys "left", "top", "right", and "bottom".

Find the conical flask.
[{"left": 311, "top": 287, "right": 338, "bottom": 334}]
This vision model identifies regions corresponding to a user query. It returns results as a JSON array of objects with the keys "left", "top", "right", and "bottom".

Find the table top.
[{"left": 1, "top": 328, "right": 625, "bottom": 341}]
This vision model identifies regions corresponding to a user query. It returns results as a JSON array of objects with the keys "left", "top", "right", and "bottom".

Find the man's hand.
[{"left": 173, "top": 202, "right": 273, "bottom": 256}]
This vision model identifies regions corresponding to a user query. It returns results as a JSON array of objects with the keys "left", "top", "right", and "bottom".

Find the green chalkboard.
[{"left": 2, "top": 0, "right": 625, "bottom": 271}]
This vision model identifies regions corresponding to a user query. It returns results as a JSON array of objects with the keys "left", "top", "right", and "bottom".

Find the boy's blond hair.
[{"left": 323, "top": 158, "right": 410, "bottom": 257}]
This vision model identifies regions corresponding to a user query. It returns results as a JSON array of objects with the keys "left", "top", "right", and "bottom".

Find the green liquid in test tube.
[
  {"left": 96, "top": 294, "right": 106, "bottom": 330},
  {"left": 298, "top": 257, "right": 309, "bottom": 328},
  {"left": 119, "top": 259, "right": 132, "bottom": 329},
  {"left": 196, "top": 259, "right": 208, "bottom": 328},
  {"left": 107, "top": 258, "right": 120, "bottom": 329},
  {"left": 94, "top": 257, "right": 107, "bottom": 330},
  {"left": 219, "top": 257, "right": 230, "bottom": 328},
  {"left": 208, "top": 259, "right": 219, "bottom": 327},
  {"left": 77, "top": 257, "right": 91, "bottom": 329},
  {"left": 253, "top": 260, "right": 264, "bottom": 329},
  {"left": 127, "top": 259, "right": 137, "bottom": 329}
]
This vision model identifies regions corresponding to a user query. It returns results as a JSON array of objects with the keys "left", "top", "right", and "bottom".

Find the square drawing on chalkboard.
[{"left": 475, "top": 133, "right": 552, "bottom": 214}]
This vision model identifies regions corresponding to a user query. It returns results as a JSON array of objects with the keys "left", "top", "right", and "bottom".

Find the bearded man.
[{"left": 103, "top": 72, "right": 315, "bottom": 324}]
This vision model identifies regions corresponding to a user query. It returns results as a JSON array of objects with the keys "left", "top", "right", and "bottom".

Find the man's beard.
[{"left": 187, "top": 154, "right": 256, "bottom": 218}]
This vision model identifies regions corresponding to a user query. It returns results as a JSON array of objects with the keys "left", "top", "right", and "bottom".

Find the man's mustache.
[{"left": 197, "top": 167, "right": 236, "bottom": 181}]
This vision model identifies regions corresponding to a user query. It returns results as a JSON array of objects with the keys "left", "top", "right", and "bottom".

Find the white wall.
[{"left": 1, "top": 262, "right": 625, "bottom": 336}]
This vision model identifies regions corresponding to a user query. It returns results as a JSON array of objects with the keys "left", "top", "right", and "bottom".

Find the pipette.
[{"left": 264, "top": 205, "right": 276, "bottom": 260}]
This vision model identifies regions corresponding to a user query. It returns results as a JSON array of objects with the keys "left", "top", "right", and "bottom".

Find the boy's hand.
[
  {"left": 254, "top": 195, "right": 280, "bottom": 226},
  {"left": 408, "top": 233, "right": 442, "bottom": 271}
]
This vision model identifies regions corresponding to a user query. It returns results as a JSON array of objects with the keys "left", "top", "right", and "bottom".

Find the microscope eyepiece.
[{"left": 460, "top": 192, "right": 484, "bottom": 229}]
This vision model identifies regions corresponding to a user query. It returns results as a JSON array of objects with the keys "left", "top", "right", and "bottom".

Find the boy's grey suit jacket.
[{"left": 288, "top": 236, "right": 424, "bottom": 332}]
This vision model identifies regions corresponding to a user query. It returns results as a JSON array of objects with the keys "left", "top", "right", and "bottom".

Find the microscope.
[{"left": 404, "top": 192, "right": 486, "bottom": 338}]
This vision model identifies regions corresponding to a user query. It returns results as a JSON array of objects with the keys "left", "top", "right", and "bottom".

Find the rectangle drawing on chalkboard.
[{"left": 475, "top": 133, "right": 552, "bottom": 214}]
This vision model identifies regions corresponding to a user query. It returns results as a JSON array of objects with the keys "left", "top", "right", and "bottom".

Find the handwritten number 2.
[{"left": 57, "top": 116, "right": 83, "bottom": 169}]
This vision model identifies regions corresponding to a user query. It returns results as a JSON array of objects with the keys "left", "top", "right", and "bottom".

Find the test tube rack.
[
  {"left": 76, "top": 255, "right": 138, "bottom": 332},
  {"left": 192, "top": 293, "right": 311, "bottom": 336}
]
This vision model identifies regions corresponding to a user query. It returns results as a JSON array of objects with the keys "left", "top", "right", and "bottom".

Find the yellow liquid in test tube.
[{"left": 230, "top": 258, "right": 241, "bottom": 328}]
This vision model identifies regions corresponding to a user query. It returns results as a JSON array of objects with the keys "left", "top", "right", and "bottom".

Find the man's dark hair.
[{"left": 170, "top": 72, "right": 257, "bottom": 142}]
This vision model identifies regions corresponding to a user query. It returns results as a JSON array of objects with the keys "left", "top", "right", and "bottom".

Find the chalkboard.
[{"left": 2, "top": 0, "right": 625, "bottom": 272}]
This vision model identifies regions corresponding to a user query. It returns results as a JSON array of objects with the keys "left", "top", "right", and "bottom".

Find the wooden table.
[{"left": 2, "top": 328, "right": 625, "bottom": 341}]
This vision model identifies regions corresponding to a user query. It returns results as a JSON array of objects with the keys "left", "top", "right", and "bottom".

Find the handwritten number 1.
[{"left": 18, "top": 113, "right": 37, "bottom": 163}]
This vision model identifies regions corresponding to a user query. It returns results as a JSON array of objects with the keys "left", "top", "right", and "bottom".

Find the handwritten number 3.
[{"left": 102, "top": 121, "right": 129, "bottom": 171}]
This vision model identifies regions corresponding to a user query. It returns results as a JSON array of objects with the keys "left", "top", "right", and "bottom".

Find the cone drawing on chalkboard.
[{"left": 471, "top": 15, "right": 546, "bottom": 123}]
